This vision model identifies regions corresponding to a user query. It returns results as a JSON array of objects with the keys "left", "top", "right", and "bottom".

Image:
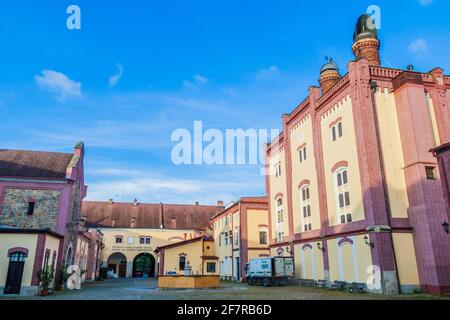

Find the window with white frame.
[
  {"left": 335, "top": 168, "right": 352, "bottom": 224},
  {"left": 299, "top": 145, "right": 307, "bottom": 163},
  {"left": 300, "top": 185, "right": 312, "bottom": 232},
  {"left": 276, "top": 231, "right": 284, "bottom": 243},
  {"left": 331, "top": 121, "right": 343, "bottom": 141},
  {"left": 274, "top": 162, "right": 282, "bottom": 177},
  {"left": 276, "top": 198, "right": 283, "bottom": 223}
]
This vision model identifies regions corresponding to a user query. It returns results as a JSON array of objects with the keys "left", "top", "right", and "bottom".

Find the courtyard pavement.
[{"left": 1, "top": 278, "right": 449, "bottom": 300}]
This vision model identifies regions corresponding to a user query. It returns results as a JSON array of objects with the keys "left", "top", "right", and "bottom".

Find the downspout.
[{"left": 369, "top": 81, "right": 402, "bottom": 294}]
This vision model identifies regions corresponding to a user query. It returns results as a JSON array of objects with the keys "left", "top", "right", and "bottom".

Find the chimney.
[
  {"left": 217, "top": 200, "right": 224, "bottom": 207},
  {"left": 195, "top": 201, "right": 199, "bottom": 206},
  {"left": 108, "top": 198, "right": 114, "bottom": 205},
  {"left": 133, "top": 198, "right": 139, "bottom": 206},
  {"left": 74, "top": 141, "right": 85, "bottom": 157},
  {"left": 159, "top": 203, "right": 164, "bottom": 229}
]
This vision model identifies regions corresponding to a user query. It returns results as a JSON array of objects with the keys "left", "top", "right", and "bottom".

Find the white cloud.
[
  {"left": 418, "top": 0, "right": 433, "bottom": 6},
  {"left": 35, "top": 70, "right": 82, "bottom": 101},
  {"left": 109, "top": 63, "right": 124, "bottom": 87},
  {"left": 409, "top": 38, "right": 430, "bottom": 55},
  {"left": 85, "top": 165, "right": 264, "bottom": 205},
  {"left": 255, "top": 65, "right": 280, "bottom": 81},
  {"left": 182, "top": 74, "right": 209, "bottom": 90}
]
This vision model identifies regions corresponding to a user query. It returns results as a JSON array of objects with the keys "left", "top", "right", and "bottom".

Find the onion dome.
[{"left": 353, "top": 14, "right": 378, "bottom": 43}]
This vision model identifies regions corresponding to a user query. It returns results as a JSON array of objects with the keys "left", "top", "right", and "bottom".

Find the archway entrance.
[
  {"left": 107, "top": 253, "right": 127, "bottom": 278},
  {"left": 132, "top": 253, "right": 155, "bottom": 278}
]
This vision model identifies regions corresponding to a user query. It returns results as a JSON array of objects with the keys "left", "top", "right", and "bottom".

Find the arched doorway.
[
  {"left": 4, "top": 251, "right": 27, "bottom": 294},
  {"left": 132, "top": 253, "right": 155, "bottom": 278},
  {"left": 107, "top": 253, "right": 127, "bottom": 278}
]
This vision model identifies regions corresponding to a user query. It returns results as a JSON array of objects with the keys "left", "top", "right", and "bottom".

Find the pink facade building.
[
  {"left": 0, "top": 142, "right": 102, "bottom": 294},
  {"left": 265, "top": 15, "right": 450, "bottom": 294}
]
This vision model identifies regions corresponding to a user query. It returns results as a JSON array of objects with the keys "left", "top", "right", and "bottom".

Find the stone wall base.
[{"left": 0, "top": 286, "right": 39, "bottom": 296}]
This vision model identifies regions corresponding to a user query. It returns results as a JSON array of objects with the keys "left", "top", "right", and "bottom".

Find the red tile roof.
[
  {"left": 82, "top": 201, "right": 223, "bottom": 230},
  {"left": 0, "top": 149, "right": 73, "bottom": 179}
]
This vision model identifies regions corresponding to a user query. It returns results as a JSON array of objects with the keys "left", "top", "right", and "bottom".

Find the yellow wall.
[
  {"left": 213, "top": 211, "right": 235, "bottom": 277},
  {"left": 375, "top": 89, "right": 409, "bottom": 218},
  {"left": 268, "top": 148, "right": 288, "bottom": 239},
  {"left": 320, "top": 95, "right": 365, "bottom": 226},
  {"left": 163, "top": 239, "right": 204, "bottom": 275},
  {"left": 289, "top": 115, "right": 321, "bottom": 233},
  {"left": 0, "top": 234, "right": 38, "bottom": 288},
  {"left": 246, "top": 209, "right": 269, "bottom": 248},
  {"left": 392, "top": 233, "right": 420, "bottom": 286},
  {"left": 327, "top": 235, "right": 373, "bottom": 283},
  {"left": 294, "top": 243, "right": 324, "bottom": 281},
  {"left": 100, "top": 228, "right": 200, "bottom": 268}
]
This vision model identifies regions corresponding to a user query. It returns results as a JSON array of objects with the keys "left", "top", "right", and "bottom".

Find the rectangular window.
[
  {"left": 127, "top": 237, "right": 134, "bottom": 244},
  {"left": 303, "top": 147, "right": 307, "bottom": 161},
  {"left": 344, "top": 192, "right": 350, "bottom": 206},
  {"left": 299, "top": 149, "right": 303, "bottom": 163},
  {"left": 346, "top": 214, "right": 352, "bottom": 223},
  {"left": 307, "top": 205, "right": 311, "bottom": 217},
  {"left": 342, "top": 171, "right": 348, "bottom": 184},
  {"left": 338, "top": 122, "right": 343, "bottom": 137},
  {"left": 304, "top": 224, "right": 308, "bottom": 232},
  {"left": 115, "top": 237, "right": 122, "bottom": 244},
  {"left": 425, "top": 167, "right": 436, "bottom": 180},
  {"left": 179, "top": 256, "right": 186, "bottom": 271},
  {"left": 206, "top": 262, "right": 216, "bottom": 273},
  {"left": 308, "top": 223, "right": 312, "bottom": 231},
  {"left": 340, "top": 215, "right": 346, "bottom": 224},
  {"left": 339, "top": 194, "right": 344, "bottom": 208},
  {"left": 332, "top": 126, "right": 337, "bottom": 141},
  {"left": 303, "top": 206, "right": 307, "bottom": 218},
  {"left": 27, "top": 202, "right": 35, "bottom": 216},
  {"left": 337, "top": 173, "right": 342, "bottom": 186},
  {"left": 259, "top": 231, "right": 268, "bottom": 244},
  {"left": 145, "top": 237, "right": 151, "bottom": 244}
]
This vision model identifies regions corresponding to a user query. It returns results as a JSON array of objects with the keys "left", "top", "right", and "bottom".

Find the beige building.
[
  {"left": 212, "top": 197, "right": 269, "bottom": 281},
  {"left": 82, "top": 200, "right": 223, "bottom": 278},
  {"left": 155, "top": 236, "right": 218, "bottom": 276}
]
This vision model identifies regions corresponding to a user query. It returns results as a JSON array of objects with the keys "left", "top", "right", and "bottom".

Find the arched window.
[
  {"left": 276, "top": 198, "right": 283, "bottom": 223},
  {"left": 300, "top": 185, "right": 312, "bottom": 232},
  {"left": 179, "top": 256, "right": 186, "bottom": 271},
  {"left": 334, "top": 168, "right": 352, "bottom": 224}
]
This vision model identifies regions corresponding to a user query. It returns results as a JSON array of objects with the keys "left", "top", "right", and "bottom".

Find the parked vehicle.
[{"left": 245, "top": 257, "right": 294, "bottom": 286}]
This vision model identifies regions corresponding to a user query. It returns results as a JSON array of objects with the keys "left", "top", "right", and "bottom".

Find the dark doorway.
[
  {"left": 4, "top": 252, "right": 26, "bottom": 294},
  {"left": 236, "top": 257, "right": 240, "bottom": 280},
  {"left": 132, "top": 253, "right": 155, "bottom": 278},
  {"left": 107, "top": 253, "right": 128, "bottom": 278}
]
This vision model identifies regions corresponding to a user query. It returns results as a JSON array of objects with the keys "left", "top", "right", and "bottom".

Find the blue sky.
[{"left": 0, "top": 0, "right": 449, "bottom": 205}]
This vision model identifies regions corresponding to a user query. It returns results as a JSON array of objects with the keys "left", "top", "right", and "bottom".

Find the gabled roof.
[
  {"left": 0, "top": 149, "right": 73, "bottom": 179},
  {"left": 82, "top": 201, "right": 223, "bottom": 230}
]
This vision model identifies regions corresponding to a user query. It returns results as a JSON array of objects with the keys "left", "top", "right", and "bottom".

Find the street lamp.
[
  {"left": 442, "top": 221, "right": 449, "bottom": 234},
  {"left": 364, "top": 235, "right": 374, "bottom": 248},
  {"left": 317, "top": 242, "right": 325, "bottom": 252}
]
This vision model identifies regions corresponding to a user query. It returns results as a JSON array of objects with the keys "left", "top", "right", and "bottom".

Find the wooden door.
[{"left": 4, "top": 253, "right": 26, "bottom": 294}]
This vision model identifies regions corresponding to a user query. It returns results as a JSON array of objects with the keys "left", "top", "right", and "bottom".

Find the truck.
[{"left": 245, "top": 256, "right": 295, "bottom": 286}]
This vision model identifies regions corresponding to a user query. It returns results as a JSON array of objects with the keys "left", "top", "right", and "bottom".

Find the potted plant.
[{"left": 37, "top": 266, "right": 55, "bottom": 296}]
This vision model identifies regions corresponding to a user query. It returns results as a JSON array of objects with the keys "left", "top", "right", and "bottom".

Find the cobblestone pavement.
[{"left": 1, "top": 278, "right": 449, "bottom": 300}]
